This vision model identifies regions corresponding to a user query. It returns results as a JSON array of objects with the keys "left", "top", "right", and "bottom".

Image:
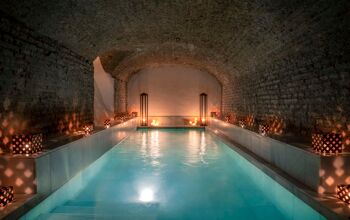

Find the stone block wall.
[
  {"left": 0, "top": 13, "right": 93, "bottom": 152},
  {"left": 114, "top": 79, "right": 127, "bottom": 113},
  {"left": 227, "top": 1, "right": 350, "bottom": 143}
]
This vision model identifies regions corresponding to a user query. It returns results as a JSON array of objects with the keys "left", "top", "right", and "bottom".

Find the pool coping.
[{"left": 207, "top": 127, "right": 350, "bottom": 220}]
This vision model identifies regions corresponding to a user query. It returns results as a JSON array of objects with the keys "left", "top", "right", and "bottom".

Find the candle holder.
[
  {"left": 11, "top": 133, "right": 43, "bottom": 155},
  {"left": 189, "top": 118, "right": 198, "bottom": 126},
  {"left": 336, "top": 184, "right": 350, "bottom": 205},
  {"left": 239, "top": 120, "right": 246, "bottom": 128},
  {"left": 83, "top": 124, "right": 93, "bottom": 136},
  {"left": 0, "top": 186, "right": 14, "bottom": 207},
  {"left": 104, "top": 119, "right": 111, "bottom": 128},
  {"left": 151, "top": 120, "right": 159, "bottom": 126},
  {"left": 312, "top": 132, "right": 342, "bottom": 155},
  {"left": 259, "top": 124, "right": 269, "bottom": 136}
]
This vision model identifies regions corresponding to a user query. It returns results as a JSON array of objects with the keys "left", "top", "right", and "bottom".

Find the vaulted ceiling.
[{"left": 0, "top": 0, "right": 347, "bottom": 82}]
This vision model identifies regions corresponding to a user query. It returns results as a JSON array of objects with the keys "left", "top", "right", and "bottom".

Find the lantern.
[
  {"left": 312, "top": 132, "right": 342, "bottom": 155},
  {"left": 83, "top": 124, "right": 93, "bottom": 136},
  {"left": 210, "top": 112, "right": 217, "bottom": 118},
  {"left": 131, "top": 112, "right": 138, "bottom": 117},
  {"left": 239, "top": 120, "right": 246, "bottom": 128},
  {"left": 11, "top": 134, "right": 43, "bottom": 155},
  {"left": 200, "top": 93, "right": 207, "bottom": 126},
  {"left": 336, "top": 184, "right": 350, "bottom": 204},
  {"left": 259, "top": 124, "right": 269, "bottom": 136},
  {"left": 140, "top": 93, "right": 148, "bottom": 126},
  {"left": 0, "top": 186, "right": 14, "bottom": 207},
  {"left": 104, "top": 119, "right": 111, "bottom": 128}
]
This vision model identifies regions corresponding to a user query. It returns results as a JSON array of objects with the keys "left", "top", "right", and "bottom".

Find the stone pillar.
[{"left": 114, "top": 79, "right": 127, "bottom": 113}]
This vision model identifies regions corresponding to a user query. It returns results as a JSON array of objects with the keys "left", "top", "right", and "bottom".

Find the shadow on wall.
[
  {"left": 0, "top": 94, "right": 90, "bottom": 153},
  {"left": 0, "top": 97, "right": 28, "bottom": 153},
  {"left": 0, "top": 157, "right": 36, "bottom": 194}
]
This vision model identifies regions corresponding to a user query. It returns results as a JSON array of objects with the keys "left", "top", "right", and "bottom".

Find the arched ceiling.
[
  {"left": 0, "top": 0, "right": 341, "bottom": 78},
  {"left": 100, "top": 43, "right": 232, "bottom": 85}
]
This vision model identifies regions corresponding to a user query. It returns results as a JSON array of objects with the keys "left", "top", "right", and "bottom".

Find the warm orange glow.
[
  {"left": 104, "top": 119, "right": 111, "bottom": 129},
  {"left": 239, "top": 120, "right": 246, "bottom": 128},
  {"left": 11, "top": 134, "right": 43, "bottom": 155},
  {"left": 312, "top": 132, "right": 342, "bottom": 155},
  {"left": 189, "top": 118, "right": 198, "bottom": 126},
  {"left": 151, "top": 120, "right": 159, "bottom": 126},
  {"left": 83, "top": 125, "right": 93, "bottom": 136},
  {"left": 0, "top": 186, "right": 14, "bottom": 207},
  {"left": 336, "top": 185, "right": 350, "bottom": 204}
]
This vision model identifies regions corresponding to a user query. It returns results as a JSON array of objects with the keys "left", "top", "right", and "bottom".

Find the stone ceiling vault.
[{"left": 2, "top": 0, "right": 345, "bottom": 80}]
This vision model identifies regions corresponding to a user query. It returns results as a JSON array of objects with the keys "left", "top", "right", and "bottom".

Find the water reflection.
[
  {"left": 186, "top": 130, "right": 210, "bottom": 165},
  {"left": 140, "top": 130, "right": 161, "bottom": 168}
]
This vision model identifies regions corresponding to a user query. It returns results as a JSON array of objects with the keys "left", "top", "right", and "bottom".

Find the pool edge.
[{"left": 207, "top": 127, "right": 349, "bottom": 220}]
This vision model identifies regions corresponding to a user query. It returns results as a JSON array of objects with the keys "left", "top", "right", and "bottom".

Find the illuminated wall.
[
  {"left": 127, "top": 65, "right": 222, "bottom": 116},
  {"left": 93, "top": 57, "right": 115, "bottom": 126}
]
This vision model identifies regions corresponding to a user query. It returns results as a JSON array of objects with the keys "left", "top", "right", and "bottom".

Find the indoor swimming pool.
[{"left": 22, "top": 129, "right": 325, "bottom": 219}]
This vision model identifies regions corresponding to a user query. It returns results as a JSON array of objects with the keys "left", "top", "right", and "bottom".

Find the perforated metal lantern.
[
  {"left": 336, "top": 184, "right": 350, "bottom": 205},
  {"left": 259, "top": 124, "right": 269, "bottom": 136},
  {"left": 312, "top": 132, "right": 342, "bottom": 155},
  {"left": 0, "top": 186, "right": 14, "bottom": 207},
  {"left": 239, "top": 120, "right": 246, "bottom": 128},
  {"left": 11, "top": 134, "right": 43, "bottom": 155},
  {"left": 83, "top": 125, "right": 93, "bottom": 136},
  {"left": 104, "top": 119, "right": 111, "bottom": 128}
]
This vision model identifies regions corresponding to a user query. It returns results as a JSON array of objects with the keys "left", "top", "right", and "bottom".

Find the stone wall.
[
  {"left": 0, "top": 13, "right": 93, "bottom": 152},
  {"left": 114, "top": 79, "right": 127, "bottom": 113},
  {"left": 228, "top": 0, "right": 350, "bottom": 141}
]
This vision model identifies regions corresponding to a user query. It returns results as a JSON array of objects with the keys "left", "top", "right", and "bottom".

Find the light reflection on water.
[{"left": 32, "top": 129, "right": 325, "bottom": 220}]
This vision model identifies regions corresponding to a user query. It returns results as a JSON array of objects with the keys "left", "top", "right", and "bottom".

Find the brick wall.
[
  {"left": 229, "top": 3, "right": 350, "bottom": 138},
  {"left": 0, "top": 13, "right": 93, "bottom": 152}
]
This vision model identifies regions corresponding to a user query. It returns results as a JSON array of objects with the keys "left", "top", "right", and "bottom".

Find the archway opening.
[{"left": 127, "top": 64, "right": 222, "bottom": 126}]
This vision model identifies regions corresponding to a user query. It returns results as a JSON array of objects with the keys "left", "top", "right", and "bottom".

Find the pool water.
[{"left": 23, "top": 129, "right": 325, "bottom": 219}]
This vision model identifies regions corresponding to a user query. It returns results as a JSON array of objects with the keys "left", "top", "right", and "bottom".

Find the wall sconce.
[
  {"left": 131, "top": 112, "right": 138, "bottom": 117},
  {"left": 104, "top": 119, "right": 111, "bottom": 128},
  {"left": 200, "top": 93, "right": 207, "bottom": 126},
  {"left": 312, "top": 132, "right": 342, "bottom": 155},
  {"left": 239, "top": 120, "right": 246, "bottom": 128},
  {"left": 336, "top": 184, "right": 350, "bottom": 205},
  {"left": 11, "top": 134, "right": 43, "bottom": 155},
  {"left": 210, "top": 112, "right": 217, "bottom": 118},
  {"left": 0, "top": 186, "right": 14, "bottom": 207},
  {"left": 83, "top": 124, "right": 93, "bottom": 136},
  {"left": 140, "top": 93, "right": 148, "bottom": 126},
  {"left": 259, "top": 124, "right": 269, "bottom": 136}
]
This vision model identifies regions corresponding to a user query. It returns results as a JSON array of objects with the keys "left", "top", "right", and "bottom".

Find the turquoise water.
[{"left": 23, "top": 129, "right": 325, "bottom": 219}]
